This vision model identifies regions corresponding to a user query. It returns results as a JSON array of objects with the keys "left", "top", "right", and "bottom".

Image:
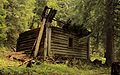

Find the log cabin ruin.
[{"left": 16, "top": 6, "right": 91, "bottom": 62}]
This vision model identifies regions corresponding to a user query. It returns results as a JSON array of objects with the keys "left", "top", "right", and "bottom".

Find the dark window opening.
[{"left": 69, "top": 38, "right": 73, "bottom": 47}]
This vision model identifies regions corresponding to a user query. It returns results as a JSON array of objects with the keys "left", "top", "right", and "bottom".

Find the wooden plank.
[
  {"left": 34, "top": 18, "right": 46, "bottom": 57},
  {"left": 51, "top": 27, "right": 78, "bottom": 37},
  {"left": 44, "top": 26, "right": 48, "bottom": 59},
  {"left": 51, "top": 49, "right": 87, "bottom": 58},
  {"left": 51, "top": 33, "right": 68, "bottom": 38},
  {"left": 47, "top": 28, "right": 52, "bottom": 56},
  {"left": 52, "top": 30, "right": 69, "bottom": 36},
  {"left": 52, "top": 50, "right": 87, "bottom": 57},
  {"left": 51, "top": 36, "right": 68, "bottom": 41},
  {"left": 18, "top": 46, "right": 32, "bottom": 51},
  {"left": 18, "top": 36, "right": 37, "bottom": 42},
  {"left": 51, "top": 41, "right": 68, "bottom": 45},
  {"left": 51, "top": 41, "right": 87, "bottom": 53},
  {"left": 19, "top": 35, "right": 38, "bottom": 41},
  {"left": 17, "top": 39, "right": 35, "bottom": 44},
  {"left": 18, "top": 43, "right": 34, "bottom": 48},
  {"left": 51, "top": 47, "right": 87, "bottom": 55},
  {"left": 51, "top": 42, "right": 68, "bottom": 47},
  {"left": 51, "top": 40, "right": 68, "bottom": 45},
  {"left": 51, "top": 46, "right": 68, "bottom": 50}
]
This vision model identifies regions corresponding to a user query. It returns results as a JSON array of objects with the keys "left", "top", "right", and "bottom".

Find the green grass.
[
  {"left": 0, "top": 47, "right": 111, "bottom": 75},
  {"left": 0, "top": 62, "right": 111, "bottom": 75}
]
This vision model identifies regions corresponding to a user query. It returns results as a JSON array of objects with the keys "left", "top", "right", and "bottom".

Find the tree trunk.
[{"left": 105, "top": 0, "right": 115, "bottom": 66}]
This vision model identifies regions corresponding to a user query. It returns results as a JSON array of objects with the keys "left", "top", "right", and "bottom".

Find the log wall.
[
  {"left": 16, "top": 28, "right": 45, "bottom": 56},
  {"left": 50, "top": 27, "right": 88, "bottom": 59},
  {"left": 16, "top": 27, "right": 89, "bottom": 59}
]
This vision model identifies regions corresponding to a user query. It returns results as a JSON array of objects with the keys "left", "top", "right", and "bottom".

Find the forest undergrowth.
[{"left": 0, "top": 47, "right": 110, "bottom": 75}]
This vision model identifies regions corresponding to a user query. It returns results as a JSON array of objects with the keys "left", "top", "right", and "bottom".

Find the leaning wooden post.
[
  {"left": 34, "top": 18, "right": 46, "bottom": 57},
  {"left": 34, "top": 6, "right": 50, "bottom": 57}
]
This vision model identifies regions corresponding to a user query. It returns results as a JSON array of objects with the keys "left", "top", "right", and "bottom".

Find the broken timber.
[
  {"left": 34, "top": 18, "right": 46, "bottom": 57},
  {"left": 34, "top": 6, "right": 57, "bottom": 57}
]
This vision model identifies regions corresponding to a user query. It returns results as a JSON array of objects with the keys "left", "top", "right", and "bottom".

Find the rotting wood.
[
  {"left": 51, "top": 33, "right": 68, "bottom": 38},
  {"left": 51, "top": 41, "right": 68, "bottom": 46},
  {"left": 19, "top": 36, "right": 38, "bottom": 41},
  {"left": 51, "top": 38, "right": 68, "bottom": 43},
  {"left": 47, "top": 27, "right": 52, "bottom": 56},
  {"left": 51, "top": 43, "right": 68, "bottom": 48},
  {"left": 34, "top": 18, "right": 46, "bottom": 57},
  {"left": 44, "top": 23, "right": 48, "bottom": 59},
  {"left": 52, "top": 51, "right": 87, "bottom": 59},
  {"left": 51, "top": 49, "right": 85, "bottom": 54},
  {"left": 34, "top": 6, "right": 57, "bottom": 57},
  {"left": 18, "top": 39, "right": 35, "bottom": 44},
  {"left": 51, "top": 48, "right": 87, "bottom": 55},
  {"left": 52, "top": 34, "right": 68, "bottom": 41}
]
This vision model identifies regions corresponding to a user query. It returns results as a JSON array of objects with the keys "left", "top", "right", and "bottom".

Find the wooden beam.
[
  {"left": 34, "top": 18, "right": 46, "bottom": 57},
  {"left": 44, "top": 24, "right": 48, "bottom": 59},
  {"left": 47, "top": 26, "right": 52, "bottom": 57}
]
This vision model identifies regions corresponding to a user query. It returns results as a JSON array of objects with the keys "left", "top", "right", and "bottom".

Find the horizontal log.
[
  {"left": 52, "top": 30, "right": 69, "bottom": 36},
  {"left": 18, "top": 36, "right": 37, "bottom": 42},
  {"left": 19, "top": 34, "right": 38, "bottom": 39},
  {"left": 17, "top": 39, "right": 36, "bottom": 44},
  {"left": 52, "top": 51, "right": 87, "bottom": 57},
  {"left": 51, "top": 27, "right": 63, "bottom": 31},
  {"left": 51, "top": 42, "right": 87, "bottom": 52},
  {"left": 52, "top": 32, "right": 79, "bottom": 40},
  {"left": 51, "top": 36, "right": 68, "bottom": 41},
  {"left": 51, "top": 33, "right": 68, "bottom": 38},
  {"left": 52, "top": 32, "right": 80, "bottom": 40},
  {"left": 51, "top": 43, "right": 68, "bottom": 48},
  {"left": 51, "top": 47, "right": 87, "bottom": 55},
  {"left": 51, "top": 49, "right": 87, "bottom": 58},
  {"left": 51, "top": 41, "right": 87, "bottom": 49},
  {"left": 51, "top": 41, "right": 68, "bottom": 45},
  {"left": 51, "top": 46, "right": 68, "bottom": 50},
  {"left": 51, "top": 27, "right": 79, "bottom": 36},
  {"left": 53, "top": 54, "right": 87, "bottom": 59},
  {"left": 17, "top": 46, "right": 33, "bottom": 51},
  {"left": 19, "top": 28, "right": 40, "bottom": 36},
  {"left": 18, "top": 43, "right": 34, "bottom": 48}
]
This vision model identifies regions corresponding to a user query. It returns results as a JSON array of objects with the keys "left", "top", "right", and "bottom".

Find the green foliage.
[
  {"left": 0, "top": 47, "right": 111, "bottom": 75},
  {"left": 113, "top": 0, "right": 120, "bottom": 61},
  {"left": 0, "top": 0, "right": 36, "bottom": 46},
  {"left": 0, "top": 0, "right": 7, "bottom": 45},
  {"left": 0, "top": 62, "right": 110, "bottom": 75}
]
